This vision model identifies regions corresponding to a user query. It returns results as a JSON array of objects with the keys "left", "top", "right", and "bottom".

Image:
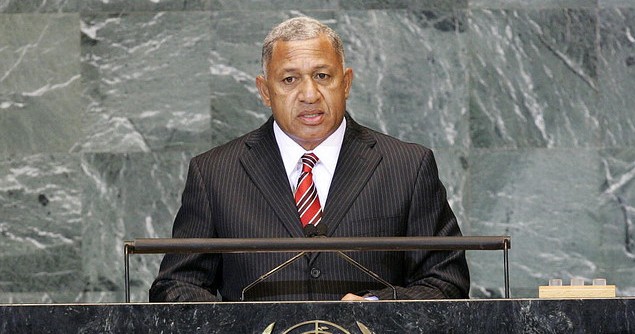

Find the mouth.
[{"left": 298, "top": 111, "right": 324, "bottom": 123}]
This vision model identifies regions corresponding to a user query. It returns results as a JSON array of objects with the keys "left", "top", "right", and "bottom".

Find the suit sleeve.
[
  {"left": 149, "top": 158, "right": 221, "bottom": 302},
  {"left": 370, "top": 149, "right": 470, "bottom": 300}
]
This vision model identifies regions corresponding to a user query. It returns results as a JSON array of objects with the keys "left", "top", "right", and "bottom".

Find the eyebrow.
[{"left": 279, "top": 64, "right": 332, "bottom": 74}]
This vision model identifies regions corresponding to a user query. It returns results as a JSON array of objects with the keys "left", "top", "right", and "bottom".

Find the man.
[{"left": 149, "top": 16, "right": 469, "bottom": 302}]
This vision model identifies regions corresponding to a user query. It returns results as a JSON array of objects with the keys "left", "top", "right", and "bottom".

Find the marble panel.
[
  {"left": 432, "top": 149, "right": 470, "bottom": 232},
  {"left": 469, "top": 0, "right": 597, "bottom": 9},
  {"left": 600, "top": 0, "right": 635, "bottom": 8},
  {"left": 80, "top": 151, "right": 193, "bottom": 302},
  {"left": 0, "top": 292, "right": 84, "bottom": 304},
  {"left": 340, "top": 0, "right": 468, "bottom": 9},
  {"left": 598, "top": 148, "right": 635, "bottom": 296},
  {"left": 598, "top": 8, "right": 635, "bottom": 146},
  {"left": 0, "top": 154, "right": 83, "bottom": 299},
  {"left": 0, "top": 13, "right": 81, "bottom": 158},
  {"left": 469, "top": 9, "right": 600, "bottom": 149},
  {"left": 77, "top": 11, "right": 211, "bottom": 153},
  {"left": 79, "top": 0, "right": 210, "bottom": 12},
  {"left": 209, "top": 0, "right": 338, "bottom": 10},
  {"left": 0, "top": 291, "right": 124, "bottom": 304},
  {"left": 340, "top": 10, "right": 469, "bottom": 149},
  {"left": 210, "top": 11, "right": 280, "bottom": 146},
  {"left": 468, "top": 149, "right": 606, "bottom": 298},
  {"left": 3, "top": 300, "right": 635, "bottom": 333},
  {"left": 0, "top": 0, "right": 77, "bottom": 12}
]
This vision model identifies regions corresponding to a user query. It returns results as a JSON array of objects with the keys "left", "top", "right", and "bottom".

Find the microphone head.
[
  {"left": 316, "top": 223, "right": 327, "bottom": 236},
  {"left": 304, "top": 223, "right": 327, "bottom": 237}
]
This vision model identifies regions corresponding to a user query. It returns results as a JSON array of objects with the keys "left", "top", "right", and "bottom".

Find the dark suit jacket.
[{"left": 149, "top": 115, "right": 469, "bottom": 301}]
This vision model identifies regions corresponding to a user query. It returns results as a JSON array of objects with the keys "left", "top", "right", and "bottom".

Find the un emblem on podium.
[{"left": 262, "top": 320, "right": 373, "bottom": 334}]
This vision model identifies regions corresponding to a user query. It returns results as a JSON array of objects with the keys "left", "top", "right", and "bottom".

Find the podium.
[
  {"left": 124, "top": 236, "right": 512, "bottom": 301},
  {"left": 2, "top": 299, "right": 634, "bottom": 333},
  {"left": 3, "top": 236, "right": 633, "bottom": 332}
]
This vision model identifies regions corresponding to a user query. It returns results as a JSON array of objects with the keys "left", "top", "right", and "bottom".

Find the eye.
[
  {"left": 283, "top": 76, "right": 296, "bottom": 84},
  {"left": 315, "top": 73, "right": 329, "bottom": 80}
]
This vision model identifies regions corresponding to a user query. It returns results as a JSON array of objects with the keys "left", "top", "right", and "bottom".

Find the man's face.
[{"left": 256, "top": 34, "right": 353, "bottom": 150}]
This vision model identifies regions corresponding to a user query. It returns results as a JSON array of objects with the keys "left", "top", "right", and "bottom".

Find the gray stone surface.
[
  {"left": 0, "top": 1, "right": 634, "bottom": 303},
  {"left": 0, "top": 13, "right": 81, "bottom": 157},
  {"left": 470, "top": 0, "right": 597, "bottom": 9},
  {"left": 0, "top": 0, "right": 78, "bottom": 13},
  {"left": 78, "top": 11, "right": 212, "bottom": 153},
  {"left": 2, "top": 299, "right": 635, "bottom": 333},
  {"left": 598, "top": 148, "right": 635, "bottom": 296},
  {"left": 469, "top": 9, "right": 600, "bottom": 149},
  {"left": 342, "top": 10, "right": 469, "bottom": 149},
  {"left": 468, "top": 149, "right": 605, "bottom": 297},
  {"left": 80, "top": 151, "right": 193, "bottom": 302},
  {"left": 0, "top": 155, "right": 83, "bottom": 298},
  {"left": 598, "top": 8, "right": 635, "bottom": 146}
]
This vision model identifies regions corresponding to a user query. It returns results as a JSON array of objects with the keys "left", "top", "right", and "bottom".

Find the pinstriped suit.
[{"left": 149, "top": 114, "right": 469, "bottom": 302}]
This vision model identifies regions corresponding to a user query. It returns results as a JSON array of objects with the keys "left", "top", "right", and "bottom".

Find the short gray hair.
[{"left": 261, "top": 16, "right": 345, "bottom": 77}]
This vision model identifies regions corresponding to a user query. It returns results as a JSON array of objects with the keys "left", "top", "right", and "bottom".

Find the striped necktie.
[{"left": 295, "top": 153, "right": 322, "bottom": 227}]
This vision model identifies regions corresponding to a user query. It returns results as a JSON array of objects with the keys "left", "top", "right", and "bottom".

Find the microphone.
[
  {"left": 241, "top": 223, "right": 398, "bottom": 300},
  {"left": 303, "top": 223, "right": 327, "bottom": 237},
  {"left": 240, "top": 224, "right": 327, "bottom": 300},
  {"left": 304, "top": 223, "right": 397, "bottom": 299},
  {"left": 240, "top": 251, "right": 307, "bottom": 301}
]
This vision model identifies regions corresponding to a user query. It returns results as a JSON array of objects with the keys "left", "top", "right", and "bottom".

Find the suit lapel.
[
  {"left": 322, "top": 116, "right": 382, "bottom": 237},
  {"left": 240, "top": 118, "right": 305, "bottom": 238},
  {"left": 239, "top": 115, "right": 382, "bottom": 241}
]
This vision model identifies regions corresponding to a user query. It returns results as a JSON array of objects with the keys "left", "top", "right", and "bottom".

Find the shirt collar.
[{"left": 273, "top": 117, "right": 347, "bottom": 177}]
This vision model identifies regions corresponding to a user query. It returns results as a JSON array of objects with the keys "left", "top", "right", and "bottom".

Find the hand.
[{"left": 341, "top": 293, "right": 368, "bottom": 301}]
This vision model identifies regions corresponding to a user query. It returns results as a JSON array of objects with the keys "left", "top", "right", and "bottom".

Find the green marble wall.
[{"left": 0, "top": 0, "right": 633, "bottom": 303}]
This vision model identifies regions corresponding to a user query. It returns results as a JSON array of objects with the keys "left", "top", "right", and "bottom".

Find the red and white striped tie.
[{"left": 295, "top": 153, "right": 322, "bottom": 227}]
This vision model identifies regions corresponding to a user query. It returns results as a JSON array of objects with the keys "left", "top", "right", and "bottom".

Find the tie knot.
[{"left": 301, "top": 153, "right": 319, "bottom": 171}]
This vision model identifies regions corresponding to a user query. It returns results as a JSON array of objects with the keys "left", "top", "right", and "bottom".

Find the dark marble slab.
[
  {"left": 0, "top": 0, "right": 78, "bottom": 13},
  {"left": 78, "top": 11, "right": 212, "bottom": 153},
  {"left": 80, "top": 151, "right": 194, "bottom": 302},
  {"left": 467, "top": 149, "right": 609, "bottom": 297},
  {"left": 78, "top": 0, "right": 210, "bottom": 12},
  {"left": 1, "top": 0, "right": 635, "bottom": 306},
  {"left": 0, "top": 155, "right": 83, "bottom": 295},
  {"left": 598, "top": 8, "right": 635, "bottom": 146},
  {"left": 1, "top": 299, "right": 634, "bottom": 333},
  {"left": 340, "top": 0, "right": 468, "bottom": 10},
  {"left": 600, "top": 0, "right": 635, "bottom": 8},
  {"left": 0, "top": 13, "right": 81, "bottom": 157},
  {"left": 340, "top": 10, "right": 469, "bottom": 149},
  {"left": 598, "top": 148, "right": 635, "bottom": 295},
  {"left": 469, "top": 8, "right": 600, "bottom": 149},
  {"left": 469, "top": 0, "right": 597, "bottom": 9}
]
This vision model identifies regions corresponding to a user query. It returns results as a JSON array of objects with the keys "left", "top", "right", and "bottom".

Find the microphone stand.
[
  {"left": 125, "top": 235, "right": 512, "bottom": 302},
  {"left": 240, "top": 224, "right": 397, "bottom": 301},
  {"left": 333, "top": 251, "right": 397, "bottom": 300},
  {"left": 240, "top": 251, "right": 307, "bottom": 301}
]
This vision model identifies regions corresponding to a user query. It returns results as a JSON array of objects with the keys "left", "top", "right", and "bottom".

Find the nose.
[{"left": 298, "top": 77, "right": 320, "bottom": 104}]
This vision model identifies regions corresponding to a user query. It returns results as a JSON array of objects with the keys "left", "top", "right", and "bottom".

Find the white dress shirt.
[{"left": 273, "top": 118, "right": 346, "bottom": 208}]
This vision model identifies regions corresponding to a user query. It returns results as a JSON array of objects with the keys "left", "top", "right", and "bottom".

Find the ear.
[
  {"left": 256, "top": 75, "right": 271, "bottom": 107},
  {"left": 343, "top": 68, "right": 354, "bottom": 99}
]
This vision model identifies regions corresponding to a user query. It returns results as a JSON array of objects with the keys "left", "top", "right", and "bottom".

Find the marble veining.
[
  {"left": 598, "top": 8, "right": 635, "bottom": 146},
  {"left": 1, "top": 299, "right": 634, "bottom": 333},
  {"left": 469, "top": 9, "right": 600, "bottom": 149},
  {"left": 0, "top": 155, "right": 82, "bottom": 296},
  {"left": 342, "top": 10, "right": 469, "bottom": 149},
  {"left": 0, "top": 1, "right": 634, "bottom": 303},
  {"left": 78, "top": 11, "right": 211, "bottom": 153},
  {"left": 0, "top": 13, "right": 81, "bottom": 157}
]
